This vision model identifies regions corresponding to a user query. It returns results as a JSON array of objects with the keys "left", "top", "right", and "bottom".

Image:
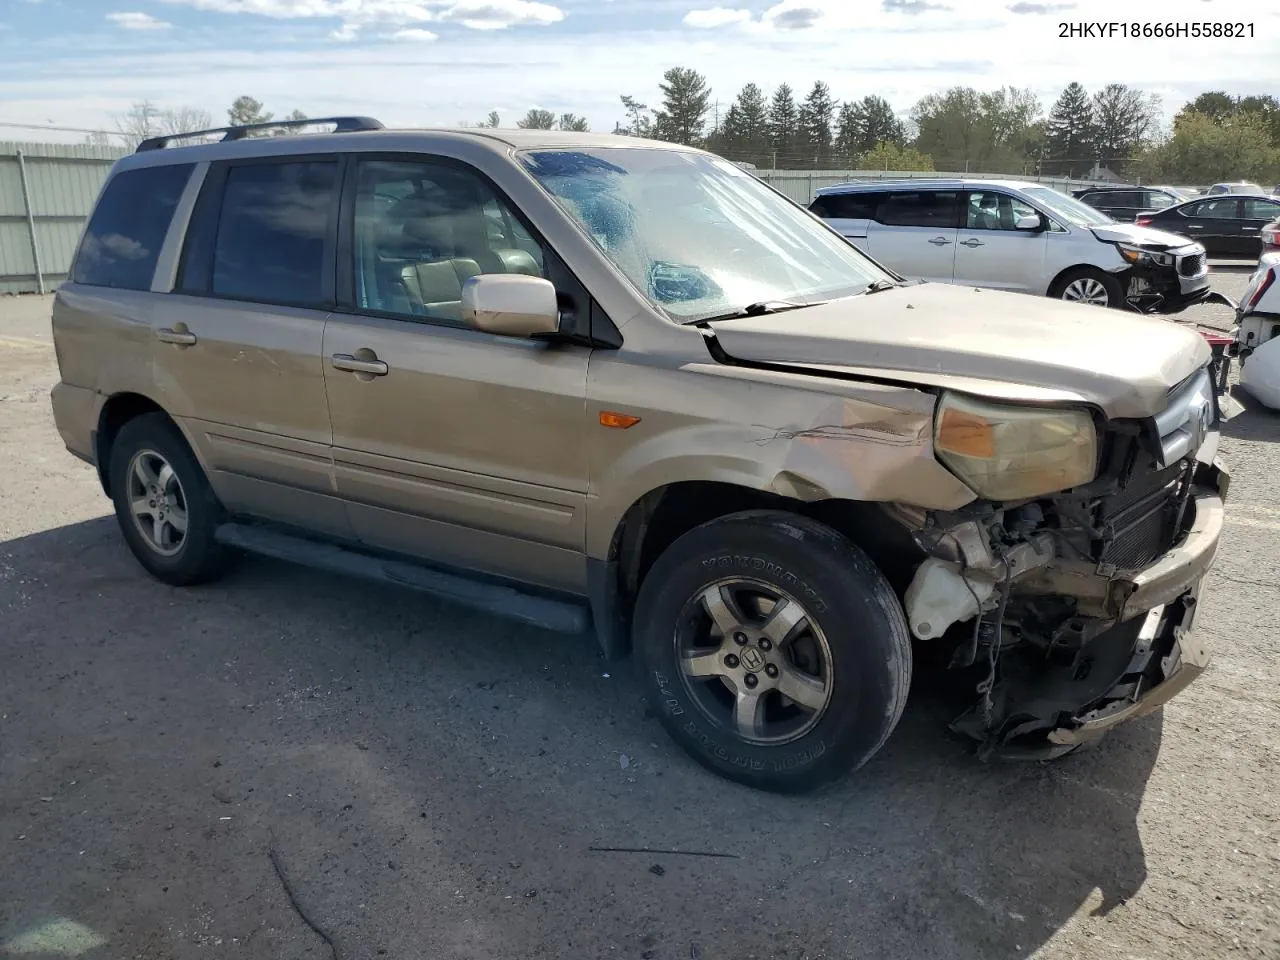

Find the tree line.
[
  {"left": 611, "top": 68, "right": 1280, "bottom": 184},
  {"left": 101, "top": 80, "right": 1280, "bottom": 184}
]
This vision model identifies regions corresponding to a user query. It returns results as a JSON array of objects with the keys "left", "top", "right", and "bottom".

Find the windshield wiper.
[
  {"left": 695, "top": 299, "right": 826, "bottom": 323},
  {"left": 861, "top": 279, "right": 901, "bottom": 295}
]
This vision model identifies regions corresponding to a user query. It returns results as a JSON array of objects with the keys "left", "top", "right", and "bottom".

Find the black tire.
[
  {"left": 1050, "top": 267, "right": 1125, "bottom": 309},
  {"left": 108, "top": 412, "right": 234, "bottom": 586},
  {"left": 633, "top": 510, "right": 912, "bottom": 793}
]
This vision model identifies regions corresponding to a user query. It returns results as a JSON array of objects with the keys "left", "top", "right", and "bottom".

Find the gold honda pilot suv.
[{"left": 50, "top": 116, "right": 1228, "bottom": 792}]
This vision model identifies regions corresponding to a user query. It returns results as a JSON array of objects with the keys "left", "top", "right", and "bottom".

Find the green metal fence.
[{"left": 0, "top": 142, "right": 127, "bottom": 295}]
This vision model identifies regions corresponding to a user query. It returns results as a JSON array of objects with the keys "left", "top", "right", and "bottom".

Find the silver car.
[{"left": 809, "top": 178, "right": 1220, "bottom": 314}]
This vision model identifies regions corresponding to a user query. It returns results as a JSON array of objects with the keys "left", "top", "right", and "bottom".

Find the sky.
[{"left": 0, "top": 0, "right": 1277, "bottom": 143}]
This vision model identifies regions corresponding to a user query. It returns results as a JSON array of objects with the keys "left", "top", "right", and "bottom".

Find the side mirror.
[
  {"left": 1014, "top": 214, "right": 1043, "bottom": 231},
  {"left": 462, "top": 274, "right": 560, "bottom": 338}
]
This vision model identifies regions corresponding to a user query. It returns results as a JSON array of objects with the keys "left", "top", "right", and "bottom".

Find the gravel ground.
[{"left": 1, "top": 273, "right": 1278, "bottom": 960}]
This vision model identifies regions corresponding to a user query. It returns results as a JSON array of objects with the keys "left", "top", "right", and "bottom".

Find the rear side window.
[
  {"left": 71, "top": 163, "right": 193, "bottom": 290},
  {"left": 810, "top": 193, "right": 878, "bottom": 219},
  {"left": 875, "top": 191, "right": 959, "bottom": 228},
  {"left": 207, "top": 160, "right": 339, "bottom": 306}
]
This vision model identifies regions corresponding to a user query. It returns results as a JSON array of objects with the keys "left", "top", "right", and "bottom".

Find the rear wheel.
[
  {"left": 633, "top": 510, "right": 912, "bottom": 793},
  {"left": 108, "top": 413, "right": 234, "bottom": 586},
  {"left": 1051, "top": 267, "right": 1124, "bottom": 309}
]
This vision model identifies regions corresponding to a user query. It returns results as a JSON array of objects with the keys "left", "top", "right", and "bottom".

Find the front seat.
[{"left": 397, "top": 211, "right": 481, "bottom": 321}]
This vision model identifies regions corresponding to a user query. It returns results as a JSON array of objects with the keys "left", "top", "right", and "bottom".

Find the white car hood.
[{"left": 1090, "top": 221, "right": 1198, "bottom": 249}]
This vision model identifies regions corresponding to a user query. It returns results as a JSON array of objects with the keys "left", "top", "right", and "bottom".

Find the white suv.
[{"left": 809, "top": 178, "right": 1223, "bottom": 315}]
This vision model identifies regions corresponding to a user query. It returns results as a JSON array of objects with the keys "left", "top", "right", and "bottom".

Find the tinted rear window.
[
  {"left": 210, "top": 161, "right": 339, "bottom": 306},
  {"left": 875, "top": 191, "right": 959, "bottom": 227},
  {"left": 810, "top": 192, "right": 878, "bottom": 219},
  {"left": 71, "top": 163, "right": 193, "bottom": 290}
]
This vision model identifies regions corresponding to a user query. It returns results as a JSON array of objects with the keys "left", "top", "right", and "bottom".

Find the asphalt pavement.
[{"left": 1, "top": 271, "right": 1277, "bottom": 960}]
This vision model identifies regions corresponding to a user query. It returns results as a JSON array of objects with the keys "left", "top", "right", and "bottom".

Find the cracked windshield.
[{"left": 522, "top": 148, "right": 886, "bottom": 320}]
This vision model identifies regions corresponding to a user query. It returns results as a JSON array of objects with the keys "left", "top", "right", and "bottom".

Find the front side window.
[
  {"left": 1020, "top": 186, "right": 1112, "bottom": 227},
  {"left": 72, "top": 163, "right": 193, "bottom": 290},
  {"left": 964, "top": 191, "right": 1039, "bottom": 230},
  {"left": 520, "top": 148, "right": 887, "bottom": 322},
  {"left": 210, "top": 160, "right": 339, "bottom": 306},
  {"left": 352, "top": 159, "right": 545, "bottom": 323},
  {"left": 1242, "top": 198, "right": 1280, "bottom": 221}
]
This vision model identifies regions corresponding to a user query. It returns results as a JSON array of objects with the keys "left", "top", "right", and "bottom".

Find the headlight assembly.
[
  {"left": 934, "top": 393, "right": 1098, "bottom": 501},
  {"left": 1117, "top": 243, "right": 1173, "bottom": 267}
]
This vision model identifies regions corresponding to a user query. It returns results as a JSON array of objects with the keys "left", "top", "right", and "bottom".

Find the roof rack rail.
[{"left": 135, "top": 116, "right": 384, "bottom": 153}]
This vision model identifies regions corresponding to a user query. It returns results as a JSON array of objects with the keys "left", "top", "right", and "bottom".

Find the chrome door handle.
[
  {"left": 1187, "top": 224, "right": 1204, "bottom": 229},
  {"left": 959, "top": 238, "right": 985, "bottom": 247},
  {"left": 928, "top": 236, "right": 952, "bottom": 246},
  {"left": 156, "top": 327, "right": 197, "bottom": 346},
  {"left": 330, "top": 353, "right": 388, "bottom": 376},
  {"left": 1242, "top": 226, "right": 1259, "bottom": 232}
]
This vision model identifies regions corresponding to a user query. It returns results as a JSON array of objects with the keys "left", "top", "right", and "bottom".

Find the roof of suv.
[
  {"left": 113, "top": 124, "right": 698, "bottom": 172},
  {"left": 813, "top": 178, "right": 1047, "bottom": 197}
]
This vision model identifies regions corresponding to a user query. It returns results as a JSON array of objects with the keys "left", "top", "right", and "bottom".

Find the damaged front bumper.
[{"left": 912, "top": 458, "right": 1228, "bottom": 758}]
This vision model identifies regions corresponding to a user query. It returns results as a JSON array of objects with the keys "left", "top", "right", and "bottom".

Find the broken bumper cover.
[
  {"left": 1045, "top": 590, "right": 1210, "bottom": 747},
  {"left": 1042, "top": 473, "right": 1225, "bottom": 748}
]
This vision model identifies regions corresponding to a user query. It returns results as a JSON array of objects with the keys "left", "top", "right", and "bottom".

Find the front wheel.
[
  {"left": 1050, "top": 267, "right": 1124, "bottom": 309},
  {"left": 633, "top": 511, "right": 912, "bottom": 793}
]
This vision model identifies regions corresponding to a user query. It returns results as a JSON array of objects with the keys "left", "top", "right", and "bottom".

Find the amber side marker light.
[
  {"left": 599, "top": 411, "right": 642, "bottom": 429},
  {"left": 936, "top": 406, "right": 995, "bottom": 458}
]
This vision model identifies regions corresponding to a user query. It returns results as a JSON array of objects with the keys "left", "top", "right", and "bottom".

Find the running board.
[{"left": 214, "top": 522, "right": 591, "bottom": 635}]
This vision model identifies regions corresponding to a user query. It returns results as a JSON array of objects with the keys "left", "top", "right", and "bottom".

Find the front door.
[
  {"left": 952, "top": 190, "right": 1047, "bottom": 293},
  {"left": 865, "top": 189, "right": 960, "bottom": 284},
  {"left": 1240, "top": 197, "right": 1280, "bottom": 256},
  {"left": 321, "top": 155, "right": 591, "bottom": 594},
  {"left": 156, "top": 155, "right": 350, "bottom": 537}
]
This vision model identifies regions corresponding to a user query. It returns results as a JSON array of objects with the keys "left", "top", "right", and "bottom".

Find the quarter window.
[
  {"left": 810, "top": 193, "right": 878, "bottom": 220},
  {"left": 351, "top": 159, "right": 546, "bottom": 324},
  {"left": 209, "top": 160, "right": 339, "bottom": 306},
  {"left": 72, "top": 163, "right": 193, "bottom": 291}
]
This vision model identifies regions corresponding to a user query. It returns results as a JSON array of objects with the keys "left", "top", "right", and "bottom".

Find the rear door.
[
  {"left": 158, "top": 155, "right": 350, "bottom": 537},
  {"left": 1174, "top": 198, "right": 1240, "bottom": 256},
  {"left": 952, "top": 189, "right": 1046, "bottom": 293},
  {"left": 1241, "top": 197, "right": 1280, "bottom": 256},
  {"left": 864, "top": 189, "right": 960, "bottom": 283}
]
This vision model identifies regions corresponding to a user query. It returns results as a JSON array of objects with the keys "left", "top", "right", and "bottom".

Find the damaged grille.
[{"left": 1179, "top": 253, "right": 1206, "bottom": 277}]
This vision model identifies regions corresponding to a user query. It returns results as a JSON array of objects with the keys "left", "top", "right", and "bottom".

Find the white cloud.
[
  {"left": 157, "top": 0, "right": 562, "bottom": 36},
  {"left": 390, "top": 25, "right": 438, "bottom": 38},
  {"left": 4, "top": 0, "right": 1273, "bottom": 143},
  {"left": 437, "top": 0, "right": 563, "bottom": 29},
  {"left": 683, "top": 7, "right": 751, "bottom": 28},
  {"left": 106, "top": 10, "right": 174, "bottom": 28}
]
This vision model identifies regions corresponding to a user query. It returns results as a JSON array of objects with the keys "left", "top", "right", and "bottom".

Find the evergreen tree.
[
  {"left": 767, "top": 83, "right": 799, "bottom": 164},
  {"left": 835, "top": 96, "right": 905, "bottom": 161},
  {"left": 653, "top": 67, "right": 711, "bottom": 145},
  {"left": 1045, "top": 82, "right": 1096, "bottom": 171},
  {"left": 797, "top": 81, "right": 836, "bottom": 165}
]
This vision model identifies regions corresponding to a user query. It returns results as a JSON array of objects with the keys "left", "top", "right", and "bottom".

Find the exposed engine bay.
[{"left": 886, "top": 372, "right": 1227, "bottom": 758}]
